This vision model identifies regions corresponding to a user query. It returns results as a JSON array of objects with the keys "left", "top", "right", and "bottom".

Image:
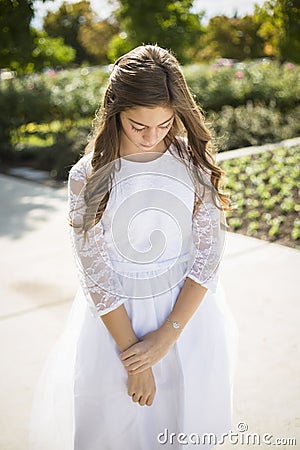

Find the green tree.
[
  {"left": 31, "top": 29, "right": 75, "bottom": 71},
  {"left": 43, "top": 0, "right": 95, "bottom": 65},
  {"left": 78, "top": 18, "right": 119, "bottom": 65},
  {"left": 254, "top": 0, "right": 300, "bottom": 63},
  {"left": 0, "top": 0, "right": 33, "bottom": 69},
  {"left": 110, "top": 0, "right": 204, "bottom": 63},
  {"left": 195, "top": 15, "right": 265, "bottom": 61},
  {"left": 0, "top": 0, "right": 40, "bottom": 71}
]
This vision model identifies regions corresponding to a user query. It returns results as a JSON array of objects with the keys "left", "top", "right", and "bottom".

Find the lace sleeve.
[
  {"left": 186, "top": 171, "right": 226, "bottom": 293},
  {"left": 67, "top": 158, "right": 126, "bottom": 318}
]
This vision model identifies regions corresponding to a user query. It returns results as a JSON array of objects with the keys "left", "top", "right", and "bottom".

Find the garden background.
[
  {"left": 0, "top": 1, "right": 300, "bottom": 449},
  {"left": 1, "top": 0, "right": 299, "bottom": 249}
]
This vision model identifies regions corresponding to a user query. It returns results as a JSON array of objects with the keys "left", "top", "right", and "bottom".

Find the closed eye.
[
  {"left": 159, "top": 122, "right": 172, "bottom": 129},
  {"left": 131, "top": 122, "right": 172, "bottom": 133},
  {"left": 131, "top": 125, "right": 145, "bottom": 133}
]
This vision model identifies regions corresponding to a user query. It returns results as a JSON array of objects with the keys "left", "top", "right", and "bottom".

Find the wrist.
[
  {"left": 158, "top": 319, "right": 182, "bottom": 346},
  {"left": 128, "top": 366, "right": 152, "bottom": 377},
  {"left": 166, "top": 317, "right": 182, "bottom": 331},
  {"left": 118, "top": 336, "right": 140, "bottom": 353}
]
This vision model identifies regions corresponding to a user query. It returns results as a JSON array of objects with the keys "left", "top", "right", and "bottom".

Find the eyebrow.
[{"left": 127, "top": 115, "right": 174, "bottom": 127}]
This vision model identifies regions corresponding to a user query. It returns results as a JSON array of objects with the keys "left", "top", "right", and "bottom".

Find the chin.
[{"left": 140, "top": 144, "right": 157, "bottom": 150}]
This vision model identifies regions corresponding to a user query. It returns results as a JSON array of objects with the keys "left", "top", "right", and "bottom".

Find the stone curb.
[{"left": 217, "top": 136, "right": 300, "bottom": 161}]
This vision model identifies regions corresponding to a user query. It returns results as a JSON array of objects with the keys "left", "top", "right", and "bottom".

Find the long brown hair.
[{"left": 70, "top": 44, "right": 232, "bottom": 239}]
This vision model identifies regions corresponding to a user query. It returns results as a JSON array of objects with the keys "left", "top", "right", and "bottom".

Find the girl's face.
[{"left": 119, "top": 106, "right": 174, "bottom": 155}]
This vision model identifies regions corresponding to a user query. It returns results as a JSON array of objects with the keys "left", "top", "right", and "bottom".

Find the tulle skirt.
[{"left": 29, "top": 262, "right": 238, "bottom": 450}]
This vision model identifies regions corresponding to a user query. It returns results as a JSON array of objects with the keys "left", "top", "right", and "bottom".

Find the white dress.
[{"left": 29, "top": 138, "right": 238, "bottom": 450}]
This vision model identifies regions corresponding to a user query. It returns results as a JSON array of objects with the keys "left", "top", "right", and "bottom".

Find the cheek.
[
  {"left": 121, "top": 122, "right": 136, "bottom": 139},
  {"left": 159, "top": 127, "right": 172, "bottom": 140}
]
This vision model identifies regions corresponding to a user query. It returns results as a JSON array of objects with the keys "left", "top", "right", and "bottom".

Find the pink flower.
[
  {"left": 235, "top": 71, "right": 244, "bottom": 78},
  {"left": 286, "top": 63, "right": 294, "bottom": 70}
]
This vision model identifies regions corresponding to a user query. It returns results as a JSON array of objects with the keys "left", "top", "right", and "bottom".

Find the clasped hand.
[{"left": 119, "top": 328, "right": 177, "bottom": 374}]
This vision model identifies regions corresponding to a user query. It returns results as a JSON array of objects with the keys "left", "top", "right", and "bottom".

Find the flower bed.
[{"left": 219, "top": 145, "right": 300, "bottom": 250}]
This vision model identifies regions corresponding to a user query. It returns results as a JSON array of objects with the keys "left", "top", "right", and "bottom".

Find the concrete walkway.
[{"left": 0, "top": 173, "right": 299, "bottom": 450}]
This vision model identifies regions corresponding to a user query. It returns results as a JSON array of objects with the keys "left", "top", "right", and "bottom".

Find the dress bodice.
[
  {"left": 101, "top": 147, "right": 196, "bottom": 266},
  {"left": 67, "top": 137, "right": 224, "bottom": 316}
]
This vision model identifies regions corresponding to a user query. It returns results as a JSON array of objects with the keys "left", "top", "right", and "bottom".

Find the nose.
[{"left": 143, "top": 127, "right": 158, "bottom": 145}]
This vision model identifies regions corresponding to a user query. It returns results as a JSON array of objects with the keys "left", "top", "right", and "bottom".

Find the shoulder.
[{"left": 68, "top": 152, "right": 93, "bottom": 184}]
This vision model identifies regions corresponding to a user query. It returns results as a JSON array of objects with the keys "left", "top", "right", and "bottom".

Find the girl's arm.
[
  {"left": 68, "top": 160, "right": 158, "bottom": 406},
  {"left": 100, "top": 303, "right": 139, "bottom": 351},
  {"left": 119, "top": 277, "right": 208, "bottom": 373},
  {"left": 100, "top": 291, "right": 205, "bottom": 353},
  {"left": 160, "top": 276, "right": 208, "bottom": 336},
  {"left": 68, "top": 161, "right": 130, "bottom": 318},
  {"left": 101, "top": 304, "right": 157, "bottom": 407}
]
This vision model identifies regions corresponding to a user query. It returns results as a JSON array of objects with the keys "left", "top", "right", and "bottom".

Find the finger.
[
  {"left": 126, "top": 359, "right": 146, "bottom": 370},
  {"left": 131, "top": 393, "right": 141, "bottom": 403},
  {"left": 120, "top": 345, "right": 140, "bottom": 360},
  {"left": 120, "top": 352, "right": 135, "bottom": 361},
  {"left": 122, "top": 356, "right": 141, "bottom": 368},
  {"left": 129, "top": 363, "right": 150, "bottom": 374},
  {"left": 146, "top": 394, "right": 154, "bottom": 406},
  {"left": 139, "top": 396, "right": 147, "bottom": 406}
]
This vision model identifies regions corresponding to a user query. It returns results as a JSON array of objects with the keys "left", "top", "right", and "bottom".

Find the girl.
[{"left": 29, "top": 44, "right": 238, "bottom": 450}]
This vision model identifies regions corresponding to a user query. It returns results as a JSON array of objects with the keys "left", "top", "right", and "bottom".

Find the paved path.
[{"left": 0, "top": 174, "right": 299, "bottom": 450}]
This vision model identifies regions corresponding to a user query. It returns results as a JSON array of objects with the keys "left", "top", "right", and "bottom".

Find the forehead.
[{"left": 121, "top": 106, "right": 174, "bottom": 126}]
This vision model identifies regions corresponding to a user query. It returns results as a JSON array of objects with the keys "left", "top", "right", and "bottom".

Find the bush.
[
  {"left": 1, "top": 60, "right": 300, "bottom": 174},
  {"left": 210, "top": 104, "right": 300, "bottom": 150},
  {"left": 33, "top": 129, "right": 88, "bottom": 180},
  {"left": 0, "top": 77, "right": 53, "bottom": 160},
  {"left": 0, "top": 66, "right": 108, "bottom": 161},
  {"left": 14, "top": 124, "right": 90, "bottom": 180},
  {"left": 184, "top": 60, "right": 300, "bottom": 113}
]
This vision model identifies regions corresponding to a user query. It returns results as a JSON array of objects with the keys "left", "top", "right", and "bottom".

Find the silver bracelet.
[{"left": 166, "top": 318, "right": 182, "bottom": 330}]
